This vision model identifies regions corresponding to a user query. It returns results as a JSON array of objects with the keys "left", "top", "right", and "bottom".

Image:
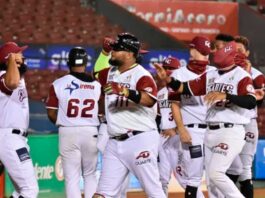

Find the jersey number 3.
[{"left": 67, "top": 99, "right": 95, "bottom": 118}]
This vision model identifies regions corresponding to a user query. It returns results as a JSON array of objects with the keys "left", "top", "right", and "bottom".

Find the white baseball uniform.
[
  {"left": 96, "top": 122, "right": 130, "bottom": 198},
  {"left": 157, "top": 87, "right": 179, "bottom": 195},
  {"left": 187, "top": 66, "right": 255, "bottom": 198},
  {"left": 168, "top": 66, "right": 215, "bottom": 198},
  {"left": 0, "top": 71, "right": 38, "bottom": 198},
  {"left": 46, "top": 74, "right": 101, "bottom": 198},
  {"left": 96, "top": 65, "right": 166, "bottom": 198},
  {"left": 227, "top": 67, "right": 265, "bottom": 182}
]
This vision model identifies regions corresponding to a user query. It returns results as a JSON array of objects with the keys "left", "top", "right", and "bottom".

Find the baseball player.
[
  {"left": 226, "top": 36, "right": 265, "bottom": 198},
  {"left": 94, "top": 36, "right": 150, "bottom": 198},
  {"left": 0, "top": 42, "right": 39, "bottom": 198},
  {"left": 46, "top": 47, "right": 101, "bottom": 198},
  {"left": 155, "top": 41, "right": 257, "bottom": 198},
  {"left": 93, "top": 32, "right": 166, "bottom": 198},
  {"left": 94, "top": 37, "right": 131, "bottom": 198},
  {"left": 155, "top": 57, "right": 180, "bottom": 196},
  {"left": 167, "top": 36, "right": 214, "bottom": 198}
]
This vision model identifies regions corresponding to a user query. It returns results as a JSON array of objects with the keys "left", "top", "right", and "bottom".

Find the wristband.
[
  {"left": 167, "top": 78, "right": 181, "bottom": 91},
  {"left": 127, "top": 90, "right": 141, "bottom": 104}
]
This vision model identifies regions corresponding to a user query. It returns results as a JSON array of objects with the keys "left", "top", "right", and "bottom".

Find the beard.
[{"left": 109, "top": 58, "right": 123, "bottom": 67}]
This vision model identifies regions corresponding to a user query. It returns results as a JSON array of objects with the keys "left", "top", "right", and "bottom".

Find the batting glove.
[
  {"left": 102, "top": 37, "right": 114, "bottom": 54},
  {"left": 104, "top": 82, "right": 129, "bottom": 97}
]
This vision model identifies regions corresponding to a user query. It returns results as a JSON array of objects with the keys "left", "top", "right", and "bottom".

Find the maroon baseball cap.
[
  {"left": 189, "top": 36, "right": 211, "bottom": 56},
  {"left": 0, "top": 42, "right": 28, "bottom": 63},
  {"left": 162, "top": 57, "right": 180, "bottom": 69}
]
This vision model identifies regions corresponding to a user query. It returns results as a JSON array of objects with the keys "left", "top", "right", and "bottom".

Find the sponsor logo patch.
[
  {"left": 135, "top": 151, "right": 151, "bottom": 166},
  {"left": 212, "top": 143, "right": 229, "bottom": 156},
  {"left": 189, "top": 145, "right": 203, "bottom": 159},
  {"left": 16, "top": 147, "right": 30, "bottom": 162}
]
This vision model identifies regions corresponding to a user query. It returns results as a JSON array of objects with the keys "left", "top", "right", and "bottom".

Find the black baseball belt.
[
  {"left": 208, "top": 123, "right": 234, "bottom": 130},
  {"left": 111, "top": 130, "right": 144, "bottom": 141},
  {"left": 186, "top": 124, "right": 207, "bottom": 129},
  {"left": 12, "top": 129, "right": 28, "bottom": 137}
]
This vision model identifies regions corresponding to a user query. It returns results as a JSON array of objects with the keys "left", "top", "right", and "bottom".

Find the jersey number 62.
[{"left": 67, "top": 98, "right": 95, "bottom": 118}]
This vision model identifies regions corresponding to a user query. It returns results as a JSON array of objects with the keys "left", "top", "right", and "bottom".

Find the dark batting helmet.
[
  {"left": 67, "top": 47, "right": 88, "bottom": 67},
  {"left": 111, "top": 32, "right": 141, "bottom": 55}
]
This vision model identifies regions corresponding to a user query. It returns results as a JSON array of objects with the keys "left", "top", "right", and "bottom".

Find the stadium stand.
[{"left": 0, "top": 0, "right": 124, "bottom": 45}]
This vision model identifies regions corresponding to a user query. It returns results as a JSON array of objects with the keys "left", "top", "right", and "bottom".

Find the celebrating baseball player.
[
  {"left": 167, "top": 36, "right": 214, "bottom": 198},
  {"left": 94, "top": 37, "right": 131, "bottom": 198},
  {"left": 155, "top": 56, "right": 180, "bottom": 196},
  {"left": 0, "top": 42, "right": 39, "bottom": 198},
  {"left": 46, "top": 47, "right": 101, "bottom": 198},
  {"left": 225, "top": 36, "right": 265, "bottom": 198},
  {"left": 93, "top": 32, "right": 166, "bottom": 198},
  {"left": 155, "top": 41, "right": 257, "bottom": 198}
]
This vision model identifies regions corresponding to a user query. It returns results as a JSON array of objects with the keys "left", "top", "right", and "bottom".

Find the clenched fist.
[{"left": 102, "top": 37, "right": 114, "bottom": 54}]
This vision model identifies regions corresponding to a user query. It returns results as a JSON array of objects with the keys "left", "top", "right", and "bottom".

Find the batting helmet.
[
  {"left": 67, "top": 47, "right": 88, "bottom": 67},
  {"left": 111, "top": 32, "right": 141, "bottom": 55}
]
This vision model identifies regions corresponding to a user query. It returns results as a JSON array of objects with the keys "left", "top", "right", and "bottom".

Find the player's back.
[{"left": 52, "top": 74, "right": 101, "bottom": 127}]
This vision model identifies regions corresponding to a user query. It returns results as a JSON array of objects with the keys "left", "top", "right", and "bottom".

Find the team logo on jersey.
[
  {"left": 144, "top": 87, "right": 153, "bottom": 93},
  {"left": 124, "top": 75, "right": 132, "bottom": 82},
  {"left": 65, "top": 80, "right": 95, "bottom": 95},
  {"left": 18, "top": 89, "right": 27, "bottom": 102},
  {"left": 207, "top": 83, "right": 233, "bottom": 94},
  {"left": 246, "top": 84, "right": 255, "bottom": 94},
  {"left": 135, "top": 151, "right": 151, "bottom": 166},
  {"left": 159, "top": 99, "right": 171, "bottom": 108},
  {"left": 245, "top": 132, "right": 255, "bottom": 143},
  {"left": 208, "top": 78, "right": 215, "bottom": 84},
  {"left": 212, "top": 143, "right": 229, "bottom": 156},
  {"left": 158, "top": 94, "right": 165, "bottom": 100},
  {"left": 65, "top": 80, "right": 79, "bottom": 95},
  {"left": 176, "top": 166, "right": 183, "bottom": 176}
]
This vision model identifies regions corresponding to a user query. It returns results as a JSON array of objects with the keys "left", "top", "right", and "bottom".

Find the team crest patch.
[
  {"left": 144, "top": 87, "right": 153, "bottom": 93},
  {"left": 65, "top": 80, "right": 79, "bottom": 95},
  {"left": 246, "top": 84, "right": 255, "bottom": 94},
  {"left": 16, "top": 147, "right": 31, "bottom": 162},
  {"left": 18, "top": 89, "right": 27, "bottom": 102}
]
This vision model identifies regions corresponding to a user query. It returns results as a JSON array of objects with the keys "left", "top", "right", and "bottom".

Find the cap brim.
[
  {"left": 139, "top": 49, "right": 149, "bottom": 54},
  {"left": 189, "top": 43, "right": 195, "bottom": 48},
  {"left": 19, "top": 45, "right": 28, "bottom": 52}
]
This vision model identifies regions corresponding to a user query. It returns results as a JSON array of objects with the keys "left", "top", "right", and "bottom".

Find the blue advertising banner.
[
  {"left": 24, "top": 45, "right": 47, "bottom": 69},
  {"left": 141, "top": 50, "right": 190, "bottom": 73},
  {"left": 23, "top": 44, "right": 96, "bottom": 71},
  {"left": 23, "top": 45, "right": 189, "bottom": 73},
  {"left": 46, "top": 45, "right": 95, "bottom": 71},
  {"left": 253, "top": 139, "right": 265, "bottom": 179}
]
